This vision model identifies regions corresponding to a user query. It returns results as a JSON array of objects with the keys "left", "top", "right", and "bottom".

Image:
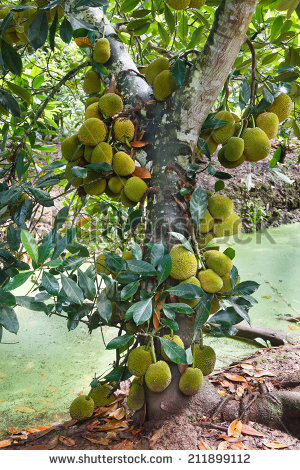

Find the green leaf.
[
  {"left": 104, "top": 365, "right": 132, "bottom": 382},
  {"left": 171, "top": 59, "right": 186, "bottom": 86},
  {"left": 198, "top": 138, "right": 211, "bottom": 159},
  {"left": 126, "top": 260, "right": 156, "bottom": 276},
  {"left": 61, "top": 274, "right": 84, "bottom": 305},
  {"left": 7, "top": 225, "right": 20, "bottom": 252},
  {"left": 42, "top": 271, "right": 59, "bottom": 295},
  {"left": 270, "top": 15, "right": 284, "bottom": 41},
  {"left": 161, "top": 318, "right": 179, "bottom": 331},
  {"left": 104, "top": 252, "right": 127, "bottom": 272},
  {"left": 125, "top": 209, "right": 142, "bottom": 231},
  {"left": 178, "top": 11, "right": 188, "bottom": 43},
  {"left": 0, "top": 88, "right": 20, "bottom": 117},
  {"left": 78, "top": 269, "right": 96, "bottom": 301},
  {"left": 167, "top": 283, "right": 204, "bottom": 299},
  {"left": 157, "top": 22, "right": 170, "bottom": 45},
  {"left": 126, "top": 298, "right": 153, "bottom": 325},
  {"left": 157, "top": 254, "right": 172, "bottom": 286},
  {"left": 0, "top": 11, "right": 14, "bottom": 36},
  {"left": 0, "top": 306, "right": 19, "bottom": 334},
  {"left": 187, "top": 26, "right": 203, "bottom": 49},
  {"left": 72, "top": 166, "right": 87, "bottom": 178},
  {"left": 54, "top": 206, "right": 69, "bottom": 230},
  {"left": 21, "top": 230, "right": 39, "bottom": 266},
  {"left": 164, "top": 4, "right": 175, "bottom": 34},
  {"left": 190, "top": 186, "right": 208, "bottom": 230},
  {"left": 28, "top": 10, "right": 49, "bottom": 50},
  {"left": 120, "top": 281, "right": 139, "bottom": 300},
  {"left": 15, "top": 296, "right": 50, "bottom": 314},
  {"left": 162, "top": 303, "right": 193, "bottom": 319},
  {"left": 60, "top": 17, "right": 73, "bottom": 43},
  {"left": 232, "top": 281, "right": 259, "bottom": 295},
  {"left": 210, "top": 307, "right": 244, "bottom": 326},
  {"left": 223, "top": 247, "right": 235, "bottom": 260},
  {"left": 160, "top": 337, "right": 187, "bottom": 364},
  {"left": 215, "top": 180, "right": 225, "bottom": 192},
  {"left": 120, "top": 0, "right": 139, "bottom": 13},
  {"left": 49, "top": 9, "right": 58, "bottom": 50},
  {"left": 3, "top": 272, "right": 33, "bottom": 292},
  {"left": 194, "top": 294, "right": 213, "bottom": 332},
  {"left": 97, "top": 290, "right": 112, "bottom": 323},
  {"left": 0, "top": 289, "right": 16, "bottom": 307},
  {"left": 239, "top": 80, "right": 251, "bottom": 110},
  {"left": 106, "top": 334, "right": 134, "bottom": 350},
  {"left": 1, "top": 41, "right": 22, "bottom": 76},
  {"left": 131, "top": 242, "right": 142, "bottom": 260},
  {"left": 168, "top": 232, "right": 193, "bottom": 252},
  {"left": 150, "top": 242, "right": 166, "bottom": 267}
]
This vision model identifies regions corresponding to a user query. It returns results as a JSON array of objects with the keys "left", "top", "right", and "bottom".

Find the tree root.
[{"left": 234, "top": 323, "right": 300, "bottom": 346}]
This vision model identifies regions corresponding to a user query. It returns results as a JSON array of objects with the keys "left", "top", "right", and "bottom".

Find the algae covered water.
[{"left": 0, "top": 223, "right": 299, "bottom": 434}]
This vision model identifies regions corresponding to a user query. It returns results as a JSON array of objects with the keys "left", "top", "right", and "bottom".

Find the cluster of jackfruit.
[
  {"left": 61, "top": 58, "right": 148, "bottom": 207},
  {"left": 69, "top": 382, "right": 115, "bottom": 420},
  {"left": 166, "top": 0, "right": 206, "bottom": 10},
  {"left": 144, "top": 57, "right": 177, "bottom": 102}
]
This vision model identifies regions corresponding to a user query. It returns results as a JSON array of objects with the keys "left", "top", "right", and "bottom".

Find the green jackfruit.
[
  {"left": 84, "top": 146, "right": 93, "bottom": 163},
  {"left": 220, "top": 272, "right": 233, "bottom": 293},
  {"left": 178, "top": 276, "right": 201, "bottom": 308},
  {"left": 145, "top": 57, "right": 170, "bottom": 86},
  {"left": 113, "top": 151, "right": 135, "bottom": 176},
  {"left": 198, "top": 232, "right": 215, "bottom": 248},
  {"left": 98, "top": 93, "right": 123, "bottom": 118},
  {"left": 170, "top": 244, "right": 198, "bottom": 280},
  {"left": 90, "top": 384, "right": 115, "bottom": 407},
  {"left": 127, "top": 346, "right": 153, "bottom": 376},
  {"left": 93, "top": 38, "right": 111, "bottom": 64},
  {"left": 108, "top": 176, "right": 126, "bottom": 194},
  {"left": 243, "top": 127, "right": 271, "bottom": 162},
  {"left": 124, "top": 176, "right": 147, "bottom": 202},
  {"left": 95, "top": 253, "right": 112, "bottom": 275},
  {"left": 61, "top": 135, "right": 84, "bottom": 162},
  {"left": 85, "top": 102, "right": 102, "bottom": 120},
  {"left": 192, "top": 344, "right": 216, "bottom": 376},
  {"left": 69, "top": 395, "right": 94, "bottom": 420},
  {"left": 85, "top": 96, "right": 100, "bottom": 109},
  {"left": 224, "top": 137, "right": 244, "bottom": 162},
  {"left": 212, "top": 111, "right": 235, "bottom": 144},
  {"left": 204, "top": 251, "right": 233, "bottom": 276},
  {"left": 198, "top": 269, "right": 223, "bottom": 293},
  {"left": 267, "top": 92, "right": 293, "bottom": 123},
  {"left": 83, "top": 172, "right": 106, "bottom": 195},
  {"left": 153, "top": 70, "right": 177, "bottom": 101},
  {"left": 189, "top": 0, "right": 205, "bottom": 7},
  {"left": 127, "top": 380, "right": 145, "bottom": 410},
  {"left": 218, "top": 146, "right": 245, "bottom": 169},
  {"left": 122, "top": 250, "right": 134, "bottom": 260},
  {"left": 78, "top": 118, "right": 107, "bottom": 147},
  {"left": 208, "top": 194, "right": 234, "bottom": 220},
  {"left": 199, "top": 209, "right": 214, "bottom": 234},
  {"left": 210, "top": 296, "right": 220, "bottom": 314},
  {"left": 83, "top": 70, "right": 101, "bottom": 95},
  {"left": 125, "top": 321, "right": 139, "bottom": 334},
  {"left": 161, "top": 335, "right": 184, "bottom": 361},
  {"left": 65, "top": 161, "right": 83, "bottom": 188},
  {"left": 214, "top": 213, "right": 241, "bottom": 238},
  {"left": 105, "top": 187, "right": 121, "bottom": 199},
  {"left": 145, "top": 361, "right": 172, "bottom": 392},
  {"left": 166, "top": 0, "right": 190, "bottom": 9},
  {"left": 91, "top": 142, "right": 113, "bottom": 164},
  {"left": 113, "top": 118, "right": 135, "bottom": 143},
  {"left": 120, "top": 189, "right": 138, "bottom": 207},
  {"left": 179, "top": 367, "right": 203, "bottom": 396},
  {"left": 256, "top": 112, "right": 279, "bottom": 139}
]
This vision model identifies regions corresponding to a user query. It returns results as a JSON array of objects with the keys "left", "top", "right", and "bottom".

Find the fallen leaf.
[
  {"left": 7, "top": 428, "right": 22, "bottom": 435},
  {"left": 228, "top": 419, "right": 242, "bottom": 438},
  {"left": 24, "top": 445, "right": 49, "bottom": 450},
  {"left": 241, "top": 424, "right": 265, "bottom": 437},
  {"left": 236, "top": 385, "right": 245, "bottom": 397},
  {"left": 131, "top": 142, "right": 150, "bottom": 148},
  {"left": 264, "top": 442, "right": 289, "bottom": 449},
  {"left": 26, "top": 425, "right": 52, "bottom": 434},
  {"left": 48, "top": 435, "right": 59, "bottom": 450},
  {"left": 177, "top": 364, "right": 189, "bottom": 374},
  {"left": 109, "top": 440, "right": 134, "bottom": 450},
  {"left": 240, "top": 363, "right": 254, "bottom": 370},
  {"left": 224, "top": 373, "right": 246, "bottom": 382},
  {"left": 0, "top": 439, "right": 12, "bottom": 448},
  {"left": 15, "top": 406, "right": 36, "bottom": 413},
  {"left": 221, "top": 380, "right": 230, "bottom": 387},
  {"left": 230, "top": 442, "right": 245, "bottom": 450},
  {"left": 89, "top": 419, "right": 129, "bottom": 432},
  {"left": 83, "top": 435, "right": 110, "bottom": 446},
  {"left": 217, "top": 389, "right": 227, "bottom": 397},
  {"left": 254, "top": 371, "right": 276, "bottom": 378},
  {"left": 149, "top": 426, "right": 165, "bottom": 448},
  {"left": 218, "top": 434, "right": 244, "bottom": 443},
  {"left": 59, "top": 436, "right": 76, "bottom": 447},
  {"left": 198, "top": 439, "right": 212, "bottom": 450},
  {"left": 108, "top": 407, "right": 126, "bottom": 420},
  {"left": 218, "top": 441, "right": 229, "bottom": 450}
]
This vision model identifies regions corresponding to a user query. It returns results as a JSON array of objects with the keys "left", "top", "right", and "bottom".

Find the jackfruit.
[
  {"left": 232, "top": 112, "right": 241, "bottom": 135},
  {"left": 96, "top": 253, "right": 112, "bottom": 275},
  {"left": 124, "top": 176, "right": 147, "bottom": 202},
  {"left": 108, "top": 176, "right": 127, "bottom": 194},
  {"left": 145, "top": 57, "right": 170, "bottom": 86},
  {"left": 198, "top": 233, "right": 214, "bottom": 248},
  {"left": 128, "top": 346, "right": 153, "bottom": 376},
  {"left": 125, "top": 321, "right": 139, "bottom": 334},
  {"left": 120, "top": 189, "right": 138, "bottom": 207},
  {"left": 220, "top": 272, "right": 233, "bottom": 293},
  {"left": 83, "top": 172, "right": 106, "bottom": 196},
  {"left": 85, "top": 102, "right": 102, "bottom": 120},
  {"left": 212, "top": 111, "right": 235, "bottom": 144},
  {"left": 189, "top": 0, "right": 205, "bottom": 7},
  {"left": 105, "top": 187, "right": 121, "bottom": 199},
  {"left": 256, "top": 112, "right": 279, "bottom": 139},
  {"left": 218, "top": 146, "right": 245, "bottom": 169},
  {"left": 93, "top": 38, "right": 111, "bottom": 64},
  {"left": 85, "top": 96, "right": 100, "bottom": 109},
  {"left": 91, "top": 142, "right": 113, "bottom": 164},
  {"left": 198, "top": 269, "right": 223, "bottom": 293},
  {"left": 78, "top": 118, "right": 107, "bottom": 147},
  {"left": 127, "top": 379, "right": 145, "bottom": 410},
  {"left": 122, "top": 250, "right": 134, "bottom": 260},
  {"left": 267, "top": 92, "right": 293, "bottom": 122},
  {"left": 214, "top": 213, "right": 242, "bottom": 238},
  {"left": 192, "top": 344, "right": 216, "bottom": 376},
  {"left": 145, "top": 360, "right": 172, "bottom": 392},
  {"left": 210, "top": 296, "right": 220, "bottom": 314},
  {"left": 84, "top": 146, "right": 93, "bottom": 163},
  {"left": 224, "top": 137, "right": 244, "bottom": 162},
  {"left": 69, "top": 395, "right": 94, "bottom": 420},
  {"left": 98, "top": 93, "right": 123, "bottom": 118},
  {"left": 113, "top": 151, "right": 135, "bottom": 176},
  {"left": 166, "top": 0, "right": 190, "bottom": 10},
  {"left": 199, "top": 210, "right": 214, "bottom": 234},
  {"left": 65, "top": 161, "right": 83, "bottom": 188},
  {"left": 161, "top": 334, "right": 185, "bottom": 361},
  {"left": 113, "top": 118, "right": 135, "bottom": 143},
  {"left": 199, "top": 132, "right": 218, "bottom": 155},
  {"left": 178, "top": 277, "right": 201, "bottom": 308},
  {"left": 90, "top": 383, "right": 115, "bottom": 407},
  {"left": 179, "top": 367, "right": 203, "bottom": 396},
  {"left": 153, "top": 70, "right": 177, "bottom": 101},
  {"left": 204, "top": 251, "right": 233, "bottom": 276},
  {"left": 83, "top": 70, "right": 101, "bottom": 95},
  {"left": 61, "top": 135, "right": 84, "bottom": 162},
  {"left": 170, "top": 244, "right": 198, "bottom": 280},
  {"left": 242, "top": 127, "right": 271, "bottom": 162},
  {"left": 207, "top": 194, "right": 234, "bottom": 220}
]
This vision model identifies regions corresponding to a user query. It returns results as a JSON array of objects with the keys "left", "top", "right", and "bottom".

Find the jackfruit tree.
[{"left": 0, "top": 0, "right": 300, "bottom": 433}]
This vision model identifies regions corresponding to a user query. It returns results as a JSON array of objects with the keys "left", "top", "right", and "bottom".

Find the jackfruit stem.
[
  {"left": 251, "top": 115, "right": 255, "bottom": 128},
  {"left": 125, "top": 137, "right": 132, "bottom": 148},
  {"left": 237, "top": 120, "right": 244, "bottom": 138},
  {"left": 107, "top": 127, "right": 112, "bottom": 143},
  {"left": 199, "top": 329, "right": 204, "bottom": 350},
  {"left": 150, "top": 337, "right": 157, "bottom": 363}
]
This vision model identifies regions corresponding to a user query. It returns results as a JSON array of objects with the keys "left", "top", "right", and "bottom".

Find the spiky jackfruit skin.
[
  {"left": 145, "top": 361, "right": 172, "bottom": 392},
  {"left": 127, "top": 380, "right": 145, "bottom": 410},
  {"left": 91, "top": 142, "right": 113, "bottom": 164},
  {"left": 189, "top": 0, "right": 205, "bottom": 7},
  {"left": 212, "top": 111, "right": 235, "bottom": 144},
  {"left": 124, "top": 177, "right": 147, "bottom": 202},
  {"left": 113, "top": 118, "right": 135, "bottom": 143},
  {"left": 198, "top": 269, "right": 223, "bottom": 294},
  {"left": 84, "top": 146, "right": 93, "bottom": 163},
  {"left": 113, "top": 152, "right": 135, "bottom": 176},
  {"left": 98, "top": 93, "right": 123, "bottom": 118},
  {"left": 204, "top": 251, "right": 233, "bottom": 276},
  {"left": 85, "top": 102, "right": 102, "bottom": 120},
  {"left": 83, "top": 70, "right": 101, "bottom": 95},
  {"left": 208, "top": 194, "right": 234, "bottom": 220},
  {"left": 256, "top": 112, "right": 279, "bottom": 139},
  {"left": 224, "top": 137, "right": 244, "bottom": 162},
  {"left": 69, "top": 395, "right": 94, "bottom": 420},
  {"left": 83, "top": 172, "right": 106, "bottom": 195},
  {"left": 93, "top": 38, "right": 111, "bottom": 64},
  {"left": 90, "top": 384, "right": 115, "bottom": 407},
  {"left": 218, "top": 146, "right": 245, "bottom": 169},
  {"left": 61, "top": 135, "right": 84, "bottom": 162},
  {"left": 267, "top": 92, "right": 293, "bottom": 123},
  {"left": 128, "top": 346, "right": 153, "bottom": 376},
  {"left": 242, "top": 127, "right": 271, "bottom": 162},
  {"left": 108, "top": 176, "right": 126, "bottom": 194},
  {"left": 179, "top": 367, "right": 203, "bottom": 396},
  {"left": 170, "top": 244, "right": 198, "bottom": 280},
  {"left": 166, "top": 0, "right": 190, "bottom": 9},
  {"left": 199, "top": 210, "right": 214, "bottom": 234},
  {"left": 95, "top": 253, "right": 111, "bottom": 275},
  {"left": 78, "top": 118, "right": 107, "bottom": 147},
  {"left": 192, "top": 345, "right": 216, "bottom": 376},
  {"left": 220, "top": 272, "right": 233, "bottom": 293},
  {"left": 145, "top": 57, "right": 170, "bottom": 86},
  {"left": 65, "top": 161, "right": 83, "bottom": 188},
  {"left": 85, "top": 96, "right": 100, "bottom": 109},
  {"left": 153, "top": 70, "right": 177, "bottom": 101},
  {"left": 210, "top": 296, "right": 220, "bottom": 314},
  {"left": 122, "top": 250, "right": 134, "bottom": 260},
  {"left": 178, "top": 277, "right": 201, "bottom": 308},
  {"left": 120, "top": 189, "right": 138, "bottom": 207},
  {"left": 161, "top": 335, "right": 185, "bottom": 361},
  {"left": 214, "top": 213, "right": 241, "bottom": 238}
]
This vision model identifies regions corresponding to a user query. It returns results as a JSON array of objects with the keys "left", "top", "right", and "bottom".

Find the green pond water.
[{"left": 0, "top": 223, "right": 300, "bottom": 435}]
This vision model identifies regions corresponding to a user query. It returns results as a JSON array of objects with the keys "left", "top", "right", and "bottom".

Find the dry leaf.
[
  {"left": 59, "top": 436, "right": 76, "bottom": 447},
  {"left": 25, "top": 445, "right": 49, "bottom": 450},
  {"left": 47, "top": 435, "right": 59, "bottom": 450},
  {"left": 7, "top": 428, "right": 22, "bottom": 435},
  {"left": 177, "top": 364, "right": 189, "bottom": 374},
  {"left": 130, "top": 142, "right": 150, "bottom": 148},
  {"left": 217, "top": 389, "right": 227, "bottom": 397},
  {"left": 254, "top": 371, "right": 276, "bottom": 378},
  {"left": 240, "top": 363, "right": 254, "bottom": 370},
  {"left": 108, "top": 407, "right": 126, "bottom": 420},
  {"left": 198, "top": 439, "right": 212, "bottom": 450},
  {"left": 89, "top": 419, "right": 128, "bottom": 432},
  {"left": 78, "top": 216, "right": 90, "bottom": 227},
  {"left": 218, "top": 441, "right": 229, "bottom": 450},
  {"left": 26, "top": 425, "right": 52, "bottom": 434},
  {"left": 228, "top": 419, "right": 242, "bottom": 438},
  {"left": 265, "top": 442, "right": 289, "bottom": 449},
  {"left": 241, "top": 424, "right": 265, "bottom": 437},
  {"left": 221, "top": 380, "right": 230, "bottom": 387},
  {"left": 230, "top": 442, "right": 245, "bottom": 450},
  {"left": 15, "top": 406, "right": 36, "bottom": 413},
  {"left": 0, "top": 439, "right": 12, "bottom": 448},
  {"left": 149, "top": 426, "right": 165, "bottom": 448},
  {"left": 109, "top": 440, "right": 134, "bottom": 450},
  {"left": 236, "top": 385, "right": 245, "bottom": 397},
  {"left": 83, "top": 435, "right": 110, "bottom": 446},
  {"left": 224, "top": 373, "right": 246, "bottom": 382},
  {"left": 218, "top": 434, "right": 244, "bottom": 443}
]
